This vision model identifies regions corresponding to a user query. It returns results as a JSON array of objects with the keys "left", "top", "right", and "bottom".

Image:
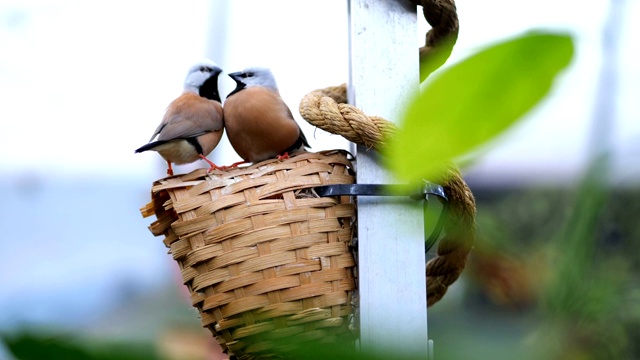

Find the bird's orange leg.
[
  {"left": 199, "top": 154, "right": 225, "bottom": 172},
  {"left": 276, "top": 152, "right": 290, "bottom": 161},
  {"left": 221, "top": 160, "right": 249, "bottom": 170},
  {"left": 166, "top": 161, "right": 174, "bottom": 176}
]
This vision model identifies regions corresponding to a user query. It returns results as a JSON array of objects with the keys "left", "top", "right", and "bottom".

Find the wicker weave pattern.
[{"left": 141, "top": 151, "right": 357, "bottom": 358}]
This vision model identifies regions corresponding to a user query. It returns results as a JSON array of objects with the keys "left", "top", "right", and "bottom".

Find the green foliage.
[
  {"left": 536, "top": 157, "right": 637, "bottom": 359},
  {"left": 386, "top": 31, "right": 574, "bottom": 181},
  {"left": 2, "top": 332, "right": 159, "bottom": 360},
  {"left": 427, "top": 185, "right": 640, "bottom": 360}
]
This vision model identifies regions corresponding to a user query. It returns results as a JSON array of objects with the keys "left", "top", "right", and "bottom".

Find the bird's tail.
[{"left": 135, "top": 140, "right": 169, "bottom": 153}]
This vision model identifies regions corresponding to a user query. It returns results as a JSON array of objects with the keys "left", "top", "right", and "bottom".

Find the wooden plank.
[{"left": 348, "top": 0, "right": 428, "bottom": 356}]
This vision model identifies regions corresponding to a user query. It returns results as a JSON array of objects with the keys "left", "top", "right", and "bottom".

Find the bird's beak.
[{"left": 228, "top": 72, "right": 242, "bottom": 81}]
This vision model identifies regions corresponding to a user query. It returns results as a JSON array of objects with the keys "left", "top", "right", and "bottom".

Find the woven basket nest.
[{"left": 141, "top": 150, "right": 358, "bottom": 358}]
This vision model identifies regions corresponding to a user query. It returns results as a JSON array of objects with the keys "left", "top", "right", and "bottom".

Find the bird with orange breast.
[
  {"left": 135, "top": 60, "right": 225, "bottom": 176},
  {"left": 223, "top": 67, "right": 310, "bottom": 167}
]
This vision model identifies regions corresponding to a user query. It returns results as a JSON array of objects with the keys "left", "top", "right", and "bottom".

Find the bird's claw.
[{"left": 220, "top": 161, "right": 248, "bottom": 170}]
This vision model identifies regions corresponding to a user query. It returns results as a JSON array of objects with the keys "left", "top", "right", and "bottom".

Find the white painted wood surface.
[{"left": 348, "top": 0, "right": 428, "bottom": 356}]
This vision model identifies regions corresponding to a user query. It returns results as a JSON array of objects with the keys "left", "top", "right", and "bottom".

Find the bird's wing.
[
  {"left": 153, "top": 93, "right": 224, "bottom": 142},
  {"left": 285, "top": 105, "right": 310, "bottom": 148},
  {"left": 225, "top": 88, "right": 306, "bottom": 162}
]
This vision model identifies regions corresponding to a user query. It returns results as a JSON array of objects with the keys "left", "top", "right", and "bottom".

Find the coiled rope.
[{"left": 298, "top": 0, "right": 475, "bottom": 307}]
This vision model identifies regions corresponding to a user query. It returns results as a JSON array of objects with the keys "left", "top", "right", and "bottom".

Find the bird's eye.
[{"left": 246, "top": 72, "right": 254, "bottom": 77}]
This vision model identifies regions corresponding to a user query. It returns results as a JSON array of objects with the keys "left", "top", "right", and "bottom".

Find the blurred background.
[{"left": 0, "top": 0, "right": 638, "bottom": 359}]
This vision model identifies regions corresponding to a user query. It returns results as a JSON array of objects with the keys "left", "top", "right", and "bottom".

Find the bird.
[
  {"left": 223, "top": 67, "right": 309, "bottom": 167},
  {"left": 135, "top": 60, "right": 225, "bottom": 176}
]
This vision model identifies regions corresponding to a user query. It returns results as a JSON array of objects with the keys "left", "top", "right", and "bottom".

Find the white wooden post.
[{"left": 348, "top": 0, "right": 428, "bottom": 357}]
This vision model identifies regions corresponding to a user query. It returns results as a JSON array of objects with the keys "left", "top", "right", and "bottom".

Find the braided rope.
[
  {"left": 412, "top": 0, "right": 460, "bottom": 80},
  {"left": 426, "top": 162, "right": 476, "bottom": 306},
  {"left": 299, "top": 85, "right": 475, "bottom": 307},
  {"left": 299, "top": 84, "right": 397, "bottom": 150},
  {"left": 297, "top": 0, "right": 473, "bottom": 307}
]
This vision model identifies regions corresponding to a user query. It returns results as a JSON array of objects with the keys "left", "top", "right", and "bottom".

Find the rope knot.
[{"left": 299, "top": 85, "right": 397, "bottom": 150}]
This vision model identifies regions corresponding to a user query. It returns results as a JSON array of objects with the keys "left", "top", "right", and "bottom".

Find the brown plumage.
[
  {"left": 136, "top": 61, "right": 224, "bottom": 176},
  {"left": 223, "top": 67, "right": 309, "bottom": 165}
]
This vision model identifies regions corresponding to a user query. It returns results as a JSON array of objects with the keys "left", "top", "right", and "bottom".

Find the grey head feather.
[
  {"left": 236, "top": 67, "right": 279, "bottom": 91},
  {"left": 183, "top": 59, "right": 222, "bottom": 93}
]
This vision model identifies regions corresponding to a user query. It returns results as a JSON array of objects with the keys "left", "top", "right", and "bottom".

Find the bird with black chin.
[
  {"left": 222, "top": 66, "right": 310, "bottom": 168},
  {"left": 135, "top": 60, "right": 225, "bottom": 176}
]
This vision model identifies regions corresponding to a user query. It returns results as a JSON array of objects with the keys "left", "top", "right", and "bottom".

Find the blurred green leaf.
[
  {"left": 257, "top": 338, "right": 427, "bottom": 360},
  {"left": 537, "top": 156, "right": 634, "bottom": 359},
  {"left": 3, "top": 333, "right": 92, "bottom": 360},
  {"left": 2, "top": 332, "right": 159, "bottom": 360},
  {"left": 386, "top": 31, "right": 574, "bottom": 181}
]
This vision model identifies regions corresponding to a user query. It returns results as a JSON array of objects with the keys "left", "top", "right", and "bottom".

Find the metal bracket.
[{"left": 314, "top": 181, "right": 448, "bottom": 252}]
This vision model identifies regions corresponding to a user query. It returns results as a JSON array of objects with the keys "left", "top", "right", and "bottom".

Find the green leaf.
[
  {"left": 385, "top": 31, "right": 574, "bottom": 181},
  {"left": 2, "top": 331, "right": 160, "bottom": 360}
]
